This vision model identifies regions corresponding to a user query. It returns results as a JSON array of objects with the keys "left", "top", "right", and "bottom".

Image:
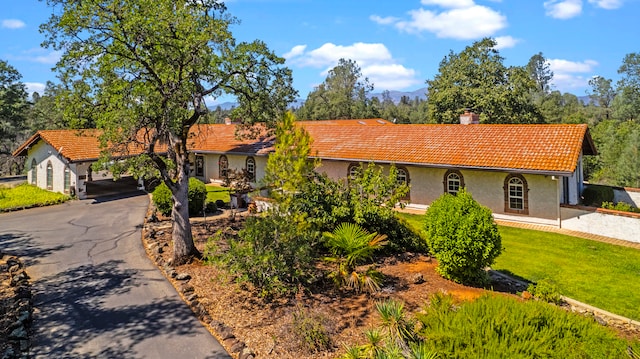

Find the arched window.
[
  {"left": 396, "top": 166, "right": 410, "bottom": 200},
  {"left": 246, "top": 157, "right": 255, "bottom": 181},
  {"left": 504, "top": 174, "right": 529, "bottom": 215},
  {"left": 31, "top": 159, "right": 37, "bottom": 185},
  {"left": 347, "top": 163, "right": 360, "bottom": 180},
  {"left": 444, "top": 169, "right": 465, "bottom": 195},
  {"left": 46, "top": 161, "right": 53, "bottom": 190},
  {"left": 64, "top": 167, "right": 71, "bottom": 193},
  {"left": 218, "top": 155, "right": 228, "bottom": 179}
]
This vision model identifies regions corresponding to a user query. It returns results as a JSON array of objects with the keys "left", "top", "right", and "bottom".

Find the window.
[
  {"left": 443, "top": 170, "right": 465, "bottom": 195},
  {"left": 64, "top": 167, "right": 70, "bottom": 193},
  {"left": 31, "top": 159, "right": 37, "bottom": 185},
  {"left": 218, "top": 155, "right": 228, "bottom": 179},
  {"left": 46, "top": 161, "right": 53, "bottom": 190},
  {"left": 246, "top": 157, "right": 255, "bottom": 181},
  {"left": 347, "top": 163, "right": 360, "bottom": 180},
  {"left": 396, "top": 166, "right": 410, "bottom": 200},
  {"left": 504, "top": 174, "right": 529, "bottom": 215},
  {"left": 195, "top": 155, "right": 204, "bottom": 177}
]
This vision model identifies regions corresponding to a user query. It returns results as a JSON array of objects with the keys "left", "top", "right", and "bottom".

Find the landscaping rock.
[
  {"left": 175, "top": 273, "right": 191, "bottom": 281},
  {"left": 411, "top": 273, "right": 425, "bottom": 284}
]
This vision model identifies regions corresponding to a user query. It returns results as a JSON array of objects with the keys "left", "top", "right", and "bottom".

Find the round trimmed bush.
[
  {"left": 152, "top": 182, "right": 172, "bottom": 216},
  {"left": 188, "top": 177, "right": 207, "bottom": 215},
  {"left": 424, "top": 189, "right": 502, "bottom": 284}
]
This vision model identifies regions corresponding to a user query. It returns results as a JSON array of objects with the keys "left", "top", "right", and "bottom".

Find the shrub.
[
  {"left": 152, "top": 182, "right": 173, "bottom": 216},
  {"left": 416, "top": 294, "right": 637, "bottom": 358},
  {"left": 582, "top": 185, "right": 614, "bottom": 207},
  {"left": 214, "top": 211, "right": 318, "bottom": 298},
  {"left": 601, "top": 201, "right": 640, "bottom": 213},
  {"left": 0, "top": 184, "right": 70, "bottom": 211},
  {"left": 188, "top": 177, "right": 207, "bottom": 215},
  {"left": 291, "top": 306, "right": 332, "bottom": 353},
  {"left": 527, "top": 278, "right": 563, "bottom": 304},
  {"left": 204, "top": 200, "right": 217, "bottom": 213},
  {"left": 323, "top": 223, "right": 387, "bottom": 293},
  {"left": 423, "top": 189, "right": 502, "bottom": 284},
  {"left": 215, "top": 199, "right": 225, "bottom": 209}
]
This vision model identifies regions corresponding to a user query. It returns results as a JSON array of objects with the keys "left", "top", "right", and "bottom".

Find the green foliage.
[
  {"left": 188, "top": 177, "right": 207, "bottom": 215},
  {"left": 204, "top": 200, "right": 217, "bottom": 213},
  {"left": 212, "top": 211, "right": 318, "bottom": 298},
  {"left": 423, "top": 189, "right": 502, "bottom": 284},
  {"left": 41, "top": 0, "right": 296, "bottom": 265},
  {"left": 297, "top": 58, "right": 376, "bottom": 120},
  {"left": 0, "top": 183, "right": 70, "bottom": 211},
  {"left": 427, "top": 38, "right": 543, "bottom": 124},
  {"left": 323, "top": 223, "right": 387, "bottom": 292},
  {"left": 601, "top": 201, "right": 640, "bottom": 213},
  {"left": 263, "top": 111, "right": 317, "bottom": 204},
  {"left": 152, "top": 182, "right": 173, "bottom": 217},
  {"left": 581, "top": 184, "right": 615, "bottom": 206},
  {"left": 291, "top": 306, "right": 332, "bottom": 353},
  {"left": 415, "top": 294, "right": 636, "bottom": 358},
  {"left": 527, "top": 278, "right": 563, "bottom": 304},
  {"left": 342, "top": 299, "right": 436, "bottom": 359},
  {"left": 206, "top": 186, "right": 230, "bottom": 205}
]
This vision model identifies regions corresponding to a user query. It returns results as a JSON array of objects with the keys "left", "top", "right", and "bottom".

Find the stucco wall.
[
  {"left": 199, "top": 153, "right": 266, "bottom": 186},
  {"left": 316, "top": 160, "right": 560, "bottom": 220},
  {"left": 26, "top": 141, "right": 76, "bottom": 194},
  {"left": 561, "top": 206, "right": 640, "bottom": 243}
]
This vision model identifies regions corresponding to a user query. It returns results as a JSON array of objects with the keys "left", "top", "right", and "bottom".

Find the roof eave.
[{"left": 311, "top": 156, "right": 575, "bottom": 177}]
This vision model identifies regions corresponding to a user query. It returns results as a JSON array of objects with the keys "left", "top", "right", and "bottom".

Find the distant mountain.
[
  {"left": 368, "top": 87, "right": 428, "bottom": 103},
  {"left": 208, "top": 87, "right": 429, "bottom": 111}
]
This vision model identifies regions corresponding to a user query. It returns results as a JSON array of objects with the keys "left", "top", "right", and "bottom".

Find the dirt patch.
[{"left": 144, "top": 215, "right": 510, "bottom": 359}]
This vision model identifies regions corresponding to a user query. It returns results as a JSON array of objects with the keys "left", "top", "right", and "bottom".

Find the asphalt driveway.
[{"left": 0, "top": 191, "right": 230, "bottom": 358}]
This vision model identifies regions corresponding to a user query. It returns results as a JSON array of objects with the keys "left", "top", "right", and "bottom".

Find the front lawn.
[
  {"left": 206, "top": 185, "right": 230, "bottom": 205},
  {"left": 397, "top": 212, "right": 640, "bottom": 321},
  {"left": 0, "top": 184, "right": 70, "bottom": 212}
]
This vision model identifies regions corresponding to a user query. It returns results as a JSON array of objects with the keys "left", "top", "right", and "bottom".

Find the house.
[
  {"left": 13, "top": 113, "right": 596, "bottom": 226},
  {"left": 12, "top": 129, "right": 166, "bottom": 198}
]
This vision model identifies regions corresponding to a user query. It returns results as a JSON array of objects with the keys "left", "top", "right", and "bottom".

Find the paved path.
[{"left": 0, "top": 192, "right": 230, "bottom": 359}]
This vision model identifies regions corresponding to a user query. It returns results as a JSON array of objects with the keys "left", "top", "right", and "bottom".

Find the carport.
[{"left": 85, "top": 176, "right": 141, "bottom": 199}]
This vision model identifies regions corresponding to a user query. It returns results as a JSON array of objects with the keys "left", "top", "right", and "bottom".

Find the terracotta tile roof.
[
  {"left": 302, "top": 123, "right": 595, "bottom": 175},
  {"left": 187, "top": 124, "right": 274, "bottom": 155},
  {"left": 13, "top": 121, "right": 595, "bottom": 175},
  {"left": 13, "top": 129, "right": 167, "bottom": 162}
]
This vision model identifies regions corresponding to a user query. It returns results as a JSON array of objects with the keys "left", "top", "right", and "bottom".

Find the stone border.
[
  {"left": 140, "top": 197, "right": 256, "bottom": 359},
  {"left": 0, "top": 251, "right": 33, "bottom": 359}
]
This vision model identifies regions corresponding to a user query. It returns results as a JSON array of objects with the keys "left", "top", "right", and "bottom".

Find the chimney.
[
  {"left": 459, "top": 109, "right": 479, "bottom": 125},
  {"left": 224, "top": 117, "right": 232, "bottom": 125}
]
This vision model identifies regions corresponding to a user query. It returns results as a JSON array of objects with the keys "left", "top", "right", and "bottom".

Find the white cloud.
[
  {"left": 284, "top": 42, "right": 420, "bottom": 91},
  {"left": 13, "top": 48, "right": 63, "bottom": 64},
  {"left": 544, "top": 0, "right": 583, "bottom": 19},
  {"left": 1, "top": 19, "right": 26, "bottom": 29},
  {"left": 362, "top": 64, "right": 421, "bottom": 90},
  {"left": 24, "top": 82, "right": 46, "bottom": 97},
  {"left": 287, "top": 42, "right": 393, "bottom": 68},
  {"left": 548, "top": 58, "right": 598, "bottom": 90},
  {"left": 588, "top": 0, "right": 623, "bottom": 9},
  {"left": 369, "top": 15, "right": 399, "bottom": 25},
  {"left": 283, "top": 45, "right": 307, "bottom": 60},
  {"left": 494, "top": 36, "right": 520, "bottom": 49},
  {"left": 396, "top": 5, "right": 507, "bottom": 39},
  {"left": 420, "top": 0, "right": 475, "bottom": 8}
]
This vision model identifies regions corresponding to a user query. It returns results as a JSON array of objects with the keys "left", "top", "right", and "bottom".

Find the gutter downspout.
[{"left": 553, "top": 175, "right": 562, "bottom": 228}]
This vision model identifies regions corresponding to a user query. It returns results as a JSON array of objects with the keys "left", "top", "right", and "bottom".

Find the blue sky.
[{"left": 2, "top": 0, "right": 639, "bottom": 104}]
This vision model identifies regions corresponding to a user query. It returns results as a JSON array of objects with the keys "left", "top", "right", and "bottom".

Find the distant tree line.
[{"left": 2, "top": 38, "right": 639, "bottom": 187}]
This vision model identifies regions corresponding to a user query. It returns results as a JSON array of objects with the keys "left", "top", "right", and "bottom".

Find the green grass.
[
  {"left": 396, "top": 212, "right": 640, "bottom": 321},
  {"left": 0, "top": 183, "right": 70, "bottom": 211},
  {"left": 206, "top": 185, "right": 230, "bottom": 204}
]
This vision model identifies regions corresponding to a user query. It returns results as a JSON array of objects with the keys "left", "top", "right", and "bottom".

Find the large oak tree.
[{"left": 41, "top": 0, "right": 296, "bottom": 265}]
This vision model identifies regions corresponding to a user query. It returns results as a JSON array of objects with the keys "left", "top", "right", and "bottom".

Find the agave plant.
[{"left": 323, "top": 222, "right": 387, "bottom": 293}]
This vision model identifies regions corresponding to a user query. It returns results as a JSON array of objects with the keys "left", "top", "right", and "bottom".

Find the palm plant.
[{"left": 323, "top": 222, "right": 387, "bottom": 292}]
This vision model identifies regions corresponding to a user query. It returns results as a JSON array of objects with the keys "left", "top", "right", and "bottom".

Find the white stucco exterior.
[
  {"left": 317, "top": 159, "right": 568, "bottom": 222},
  {"left": 26, "top": 140, "right": 77, "bottom": 195}
]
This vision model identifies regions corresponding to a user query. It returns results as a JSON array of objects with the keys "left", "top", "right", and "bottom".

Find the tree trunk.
[{"left": 171, "top": 165, "right": 201, "bottom": 266}]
